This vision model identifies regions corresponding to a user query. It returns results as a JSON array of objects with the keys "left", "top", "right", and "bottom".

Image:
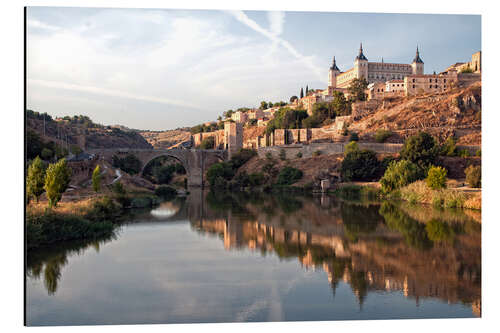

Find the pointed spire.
[
  {"left": 330, "top": 56, "right": 340, "bottom": 71},
  {"left": 356, "top": 42, "right": 368, "bottom": 61},
  {"left": 413, "top": 45, "right": 424, "bottom": 64}
]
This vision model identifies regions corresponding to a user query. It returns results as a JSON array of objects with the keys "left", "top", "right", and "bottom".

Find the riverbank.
[
  {"left": 330, "top": 181, "right": 481, "bottom": 211},
  {"left": 26, "top": 187, "right": 180, "bottom": 249}
]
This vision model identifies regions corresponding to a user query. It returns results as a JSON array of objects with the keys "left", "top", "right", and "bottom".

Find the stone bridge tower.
[{"left": 224, "top": 121, "right": 243, "bottom": 159}]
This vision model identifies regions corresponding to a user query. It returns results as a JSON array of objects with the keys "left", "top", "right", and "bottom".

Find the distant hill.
[
  {"left": 139, "top": 129, "right": 192, "bottom": 149},
  {"left": 26, "top": 112, "right": 152, "bottom": 150}
]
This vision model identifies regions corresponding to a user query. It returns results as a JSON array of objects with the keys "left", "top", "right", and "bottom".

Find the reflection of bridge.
[{"left": 87, "top": 148, "right": 228, "bottom": 187}]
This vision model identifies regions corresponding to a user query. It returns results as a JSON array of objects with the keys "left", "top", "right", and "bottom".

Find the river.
[{"left": 26, "top": 190, "right": 481, "bottom": 325}]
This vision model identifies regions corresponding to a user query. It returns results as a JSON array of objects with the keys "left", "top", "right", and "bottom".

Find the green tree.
[
  {"left": 92, "top": 165, "right": 101, "bottom": 192},
  {"left": 26, "top": 156, "right": 46, "bottom": 203},
  {"left": 44, "top": 158, "right": 71, "bottom": 207},
  {"left": 426, "top": 166, "right": 447, "bottom": 190},
  {"left": 300, "top": 87, "right": 304, "bottom": 99},
  {"left": 290, "top": 96, "right": 298, "bottom": 103},
  {"left": 260, "top": 101, "right": 268, "bottom": 110},
  {"left": 465, "top": 165, "right": 481, "bottom": 188},
  {"left": 306, "top": 85, "right": 309, "bottom": 95},
  {"left": 380, "top": 160, "right": 420, "bottom": 193},
  {"left": 440, "top": 136, "right": 458, "bottom": 156},
  {"left": 400, "top": 132, "right": 438, "bottom": 173},
  {"left": 276, "top": 166, "right": 303, "bottom": 185},
  {"left": 347, "top": 78, "right": 368, "bottom": 102},
  {"left": 341, "top": 149, "right": 380, "bottom": 181}
]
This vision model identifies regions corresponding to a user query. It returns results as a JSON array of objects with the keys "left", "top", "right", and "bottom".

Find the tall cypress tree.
[
  {"left": 306, "top": 85, "right": 309, "bottom": 95},
  {"left": 300, "top": 87, "right": 304, "bottom": 99}
]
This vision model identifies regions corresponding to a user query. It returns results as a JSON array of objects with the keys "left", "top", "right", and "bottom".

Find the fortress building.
[{"left": 328, "top": 44, "right": 424, "bottom": 90}]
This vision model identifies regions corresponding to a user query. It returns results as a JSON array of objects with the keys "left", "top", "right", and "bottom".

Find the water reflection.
[
  {"left": 195, "top": 191, "right": 481, "bottom": 315},
  {"left": 26, "top": 190, "right": 481, "bottom": 324}
]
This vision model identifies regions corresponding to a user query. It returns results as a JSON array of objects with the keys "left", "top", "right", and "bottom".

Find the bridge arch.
[{"left": 88, "top": 148, "right": 228, "bottom": 187}]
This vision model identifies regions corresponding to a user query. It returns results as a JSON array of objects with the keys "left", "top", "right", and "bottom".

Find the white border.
[{"left": 2, "top": 1, "right": 499, "bottom": 332}]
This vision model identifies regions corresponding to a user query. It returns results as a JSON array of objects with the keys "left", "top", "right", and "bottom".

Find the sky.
[{"left": 26, "top": 7, "right": 481, "bottom": 131}]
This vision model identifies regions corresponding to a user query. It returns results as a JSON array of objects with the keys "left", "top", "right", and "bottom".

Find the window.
[
  {"left": 412, "top": 85, "right": 415, "bottom": 89},
  {"left": 429, "top": 85, "right": 432, "bottom": 88}
]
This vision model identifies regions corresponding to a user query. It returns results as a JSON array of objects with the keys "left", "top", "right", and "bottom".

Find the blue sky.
[{"left": 27, "top": 7, "right": 481, "bottom": 130}]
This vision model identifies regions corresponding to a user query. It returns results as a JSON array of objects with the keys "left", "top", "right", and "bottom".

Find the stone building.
[
  {"left": 331, "top": 44, "right": 424, "bottom": 89},
  {"left": 445, "top": 51, "right": 481, "bottom": 73},
  {"left": 231, "top": 111, "right": 248, "bottom": 123}
]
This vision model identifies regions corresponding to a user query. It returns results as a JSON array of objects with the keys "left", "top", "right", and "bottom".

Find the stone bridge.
[{"left": 87, "top": 148, "right": 228, "bottom": 187}]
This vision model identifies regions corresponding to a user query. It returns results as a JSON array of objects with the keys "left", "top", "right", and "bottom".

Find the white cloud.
[
  {"left": 228, "top": 10, "right": 323, "bottom": 81},
  {"left": 26, "top": 9, "right": 325, "bottom": 129},
  {"left": 27, "top": 19, "right": 60, "bottom": 31},
  {"left": 267, "top": 11, "right": 285, "bottom": 36},
  {"left": 28, "top": 78, "right": 202, "bottom": 109}
]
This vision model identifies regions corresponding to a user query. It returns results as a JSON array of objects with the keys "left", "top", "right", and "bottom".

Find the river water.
[{"left": 26, "top": 190, "right": 481, "bottom": 326}]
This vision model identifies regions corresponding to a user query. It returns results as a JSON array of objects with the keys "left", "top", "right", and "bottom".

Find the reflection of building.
[{"left": 190, "top": 200, "right": 480, "bottom": 312}]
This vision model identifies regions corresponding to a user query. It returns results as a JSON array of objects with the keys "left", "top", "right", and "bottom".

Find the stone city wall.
[
  {"left": 193, "top": 130, "right": 224, "bottom": 149},
  {"left": 257, "top": 142, "right": 404, "bottom": 159}
]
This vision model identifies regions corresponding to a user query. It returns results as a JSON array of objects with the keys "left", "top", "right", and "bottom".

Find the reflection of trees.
[
  {"left": 341, "top": 202, "right": 382, "bottom": 241},
  {"left": 379, "top": 202, "right": 433, "bottom": 250},
  {"left": 197, "top": 192, "right": 481, "bottom": 310},
  {"left": 27, "top": 236, "right": 114, "bottom": 295}
]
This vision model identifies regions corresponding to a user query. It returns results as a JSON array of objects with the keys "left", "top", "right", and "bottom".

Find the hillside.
[
  {"left": 27, "top": 113, "right": 152, "bottom": 150},
  {"left": 139, "top": 129, "right": 191, "bottom": 149},
  {"left": 350, "top": 82, "right": 481, "bottom": 145}
]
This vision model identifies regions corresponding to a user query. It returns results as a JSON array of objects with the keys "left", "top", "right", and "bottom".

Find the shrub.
[
  {"left": 276, "top": 166, "right": 303, "bottom": 185},
  {"left": 206, "top": 162, "right": 234, "bottom": 187},
  {"left": 374, "top": 129, "right": 393, "bottom": 143},
  {"left": 475, "top": 149, "right": 481, "bottom": 157},
  {"left": 344, "top": 141, "right": 359, "bottom": 156},
  {"left": 440, "top": 137, "right": 458, "bottom": 156},
  {"left": 296, "top": 152, "right": 302, "bottom": 158},
  {"left": 265, "top": 152, "right": 273, "bottom": 160},
  {"left": 380, "top": 160, "right": 420, "bottom": 193},
  {"left": 312, "top": 150, "right": 322, "bottom": 157},
  {"left": 465, "top": 165, "right": 481, "bottom": 188},
  {"left": 426, "top": 166, "right": 447, "bottom": 190},
  {"left": 458, "top": 149, "right": 470, "bottom": 157},
  {"left": 341, "top": 149, "right": 380, "bottom": 182},
  {"left": 279, "top": 149, "right": 287, "bottom": 160},
  {"left": 248, "top": 173, "right": 265, "bottom": 187},
  {"left": 400, "top": 132, "right": 438, "bottom": 172},
  {"left": 155, "top": 186, "right": 177, "bottom": 200},
  {"left": 44, "top": 158, "right": 71, "bottom": 207},
  {"left": 229, "top": 149, "right": 257, "bottom": 169},
  {"left": 349, "top": 132, "right": 359, "bottom": 142}
]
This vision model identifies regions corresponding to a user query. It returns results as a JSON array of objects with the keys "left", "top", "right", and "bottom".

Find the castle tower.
[
  {"left": 328, "top": 56, "right": 341, "bottom": 89},
  {"left": 411, "top": 46, "right": 424, "bottom": 75},
  {"left": 354, "top": 43, "right": 368, "bottom": 80}
]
